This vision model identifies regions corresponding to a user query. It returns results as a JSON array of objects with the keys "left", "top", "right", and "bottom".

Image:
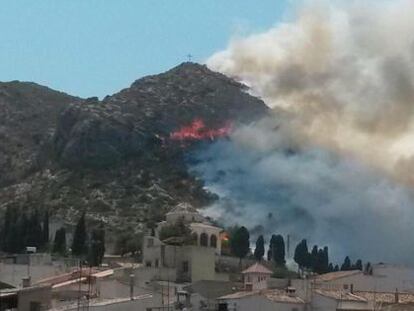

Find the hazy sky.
[{"left": 0, "top": 1, "right": 288, "bottom": 98}]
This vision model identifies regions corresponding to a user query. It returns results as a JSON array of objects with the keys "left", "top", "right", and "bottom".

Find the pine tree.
[
  {"left": 328, "top": 263, "right": 334, "bottom": 272},
  {"left": 254, "top": 235, "right": 265, "bottom": 261},
  {"left": 334, "top": 265, "right": 340, "bottom": 272},
  {"left": 230, "top": 226, "right": 250, "bottom": 264},
  {"left": 273, "top": 235, "right": 286, "bottom": 266},
  {"left": 341, "top": 256, "right": 352, "bottom": 271},
  {"left": 53, "top": 227, "right": 67, "bottom": 255},
  {"left": 88, "top": 225, "right": 105, "bottom": 267},
  {"left": 72, "top": 212, "right": 87, "bottom": 257}
]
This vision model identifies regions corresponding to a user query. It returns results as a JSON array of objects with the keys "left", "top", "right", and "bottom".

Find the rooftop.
[
  {"left": 184, "top": 280, "right": 241, "bottom": 299},
  {"left": 167, "top": 202, "right": 198, "bottom": 215},
  {"left": 242, "top": 263, "right": 273, "bottom": 275},
  {"left": 314, "top": 289, "right": 367, "bottom": 302},
  {"left": 314, "top": 270, "right": 363, "bottom": 282},
  {"left": 219, "top": 289, "right": 305, "bottom": 304},
  {"left": 355, "top": 291, "right": 414, "bottom": 304}
]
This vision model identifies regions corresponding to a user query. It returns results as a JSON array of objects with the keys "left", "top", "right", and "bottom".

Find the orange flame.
[{"left": 170, "top": 118, "right": 232, "bottom": 142}]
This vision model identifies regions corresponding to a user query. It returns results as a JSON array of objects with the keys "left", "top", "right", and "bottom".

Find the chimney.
[
  {"left": 350, "top": 284, "right": 354, "bottom": 294},
  {"left": 395, "top": 288, "right": 399, "bottom": 304},
  {"left": 286, "top": 287, "right": 296, "bottom": 297},
  {"left": 22, "top": 277, "right": 31, "bottom": 288}
]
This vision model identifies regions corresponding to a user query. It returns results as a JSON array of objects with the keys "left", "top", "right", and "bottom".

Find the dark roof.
[
  {"left": 184, "top": 280, "right": 242, "bottom": 299},
  {"left": 0, "top": 281, "right": 15, "bottom": 290}
]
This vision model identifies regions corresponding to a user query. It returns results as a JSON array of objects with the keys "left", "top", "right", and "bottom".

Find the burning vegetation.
[{"left": 169, "top": 118, "right": 232, "bottom": 143}]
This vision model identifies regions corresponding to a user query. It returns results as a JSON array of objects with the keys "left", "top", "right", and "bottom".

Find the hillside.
[{"left": 0, "top": 63, "right": 268, "bottom": 235}]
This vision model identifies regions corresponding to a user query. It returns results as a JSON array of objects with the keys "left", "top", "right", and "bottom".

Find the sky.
[{"left": 0, "top": 1, "right": 289, "bottom": 98}]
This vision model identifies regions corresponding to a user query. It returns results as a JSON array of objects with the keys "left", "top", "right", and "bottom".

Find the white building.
[
  {"left": 217, "top": 288, "right": 306, "bottom": 311},
  {"left": 313, "top": 264, "right": 414, "bottom": 293},
  {"left": 142, "top": 202, "right": 224, "bottom": 282},
  {"left": 241, "top": 263, "right": 273, "bottom": 291}
]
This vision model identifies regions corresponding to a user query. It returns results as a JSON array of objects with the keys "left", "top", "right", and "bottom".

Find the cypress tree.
[
  {"left": 254, "top": 235, "right": 265, "bottom": 261},
  {"left": 294, "top": 239, "right": 310, "bottom": 270},
  {"left": 354, "top": 259, "right": 363, "bottom": 271},
  {"left": 310, "top": 245, "right": 318, "bottom": 271},
  {"left": 328, "top": 263, "right": 334, "bottom": 272},
  {"left": 230, "top": 226, "right": 250, "bottom": 265},
  {"left": 53, "top": 227, "right": 67, "bottom": 255},
  {"left": 341, "top": 256, "right": 352, "bottom": 271},
  {"left": 88, "top": 225, "right": 105, "bottom": 267},
  {"left": 322, "top": 246, "right": 329, "bottom": 273},
  {"left": 72, "top": 212, "right": 87, "bottom": 257},
  {"left": 364, "top": 262, "right": 372, "bottom": 275},
  {"left": 273, "top": 235, "right": 286, "bottom": 266},
  {"left": 42, "top": 210, "right": 50, "bottom": 247},
  {"left": 26, "top": 209, "right": 43, "bottom": 248}
]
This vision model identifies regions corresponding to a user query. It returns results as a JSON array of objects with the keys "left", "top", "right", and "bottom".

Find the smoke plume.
[{"left": 194, "top": 0, "right": 414, "bottom": 263}]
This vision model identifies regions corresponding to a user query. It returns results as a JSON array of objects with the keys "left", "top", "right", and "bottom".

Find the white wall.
[{"left": 220, "top": 295, "right": 306, "bottom": 311}]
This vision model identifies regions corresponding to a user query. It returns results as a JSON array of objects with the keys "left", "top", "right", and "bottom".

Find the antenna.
[{"left": 187, "top": 54, "right": 193, "bottom": 62}]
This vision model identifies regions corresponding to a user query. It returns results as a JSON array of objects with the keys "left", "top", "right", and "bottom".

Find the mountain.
[
  {"left": 0, "top": 63, "right": 267, "bottom": 236},
  {"left": 0, "top": 81, "right": 80, "bottom": 187}
]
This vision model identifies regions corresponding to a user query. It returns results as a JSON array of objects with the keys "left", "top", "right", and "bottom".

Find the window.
[
  {"left": 183, "top": 261, "right": 189, "bottom": 273},
  {"left": 145, "top": 261, "right": 152, "bottom": 267},
  {"left": 210, "top": 234, "right": 217, "bottom": 248},
  {"left": 155, "top": 259, "right": 159, "bottom": 268},
  {"left": 200, "top": 233, "right": 208, "bottom": 247},
  {"left": 147, "top": 238, "right": 154, "bottom": 248}
]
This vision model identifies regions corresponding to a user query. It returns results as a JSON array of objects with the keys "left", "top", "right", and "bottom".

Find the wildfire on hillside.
[{"left": 169, "top": 118, "right": 232, "bottom": 143}]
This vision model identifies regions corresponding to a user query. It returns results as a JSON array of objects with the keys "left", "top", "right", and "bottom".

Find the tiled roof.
[
  {"left": 314, "top": 270, "right": 362, "bottom": 282},
  {"left": 314, "top": 289, "right": 367, "bottom": 302},
  {"left": 355, "top": 291, "right": 414, "bottom": 304},
  {"left": 219, "top": 289, "right": 305, "bottom": 304},
  {"left": 242, "top": 263, "right": 273, "bottom": 275},
  {"left": 264, "top": 289, "right": 306, "bottom": 304}
]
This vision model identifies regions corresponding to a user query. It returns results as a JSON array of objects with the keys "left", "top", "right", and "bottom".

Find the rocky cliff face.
[
  {"left": 0, "top": 63, "right": 267, "bottom": 232},
  {"left": 0, "top": 81, "right": 80, "bottom": 187}
]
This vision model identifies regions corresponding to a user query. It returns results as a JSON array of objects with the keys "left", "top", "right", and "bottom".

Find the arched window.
[
  {"left": 210, "top": 234, "right": 217, "bottom": 248},
  {"left": 191, "top": 233, "right": 198, "bottom": 245},
  {"left": 200, "top": 233, "right": 208, "bottom": 247}
]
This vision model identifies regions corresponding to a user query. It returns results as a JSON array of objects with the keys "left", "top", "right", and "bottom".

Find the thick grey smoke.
[
  {"left": 191, "top": 118, "right": 414, "bottom": 263},
  {"left": 208, "top": 0, "right": 414, "bottom": 183},
  {"left": 194, "top": 1, "right": 414, "bottom": 263}
]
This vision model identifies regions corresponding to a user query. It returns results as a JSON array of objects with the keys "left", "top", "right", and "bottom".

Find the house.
[
  {"left": 0, "top": 284, "right": 51, "bottom": 311},
  {"left": 313, "top": 264, "right": 414, "bottom": 293},
  {"left": 241, "top": 263, "right": 273, "bottom": 291},
  {"left": 312, "top": 289, "right": 372, "bottom": 311},
  {"left": 217, "top": 288, "right": 306, "bottom": 311},
  {"left": 183, "top": 280, "right": 242, "bottom": 310}
]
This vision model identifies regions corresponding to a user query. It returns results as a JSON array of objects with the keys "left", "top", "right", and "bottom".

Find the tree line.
[
  {"left": 228, "top": 226, "right": 368, "bottom": 274},
  {"left": 0, "top": 207, "right": 105, "bottom": 267},
  {"left": 0, "top": 207, "right": 49, "bottom": 253},
  {"left": 54, "top": 211, "right": 106, "bottom": 267}
]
